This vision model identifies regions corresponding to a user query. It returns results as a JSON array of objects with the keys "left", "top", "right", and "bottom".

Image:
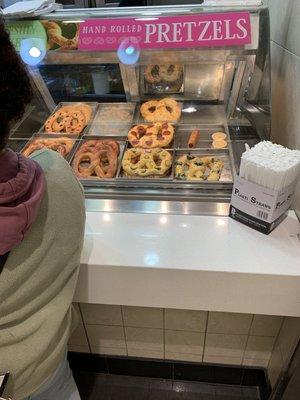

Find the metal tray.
[
  {"left": 37, "top": 102, "right": 98, "bottom": 137},
  {"left": 174, "top": 125, "right": 228, "bottom": 149},
  {"left": 87, "top": 103, "right": 136, "bottom": 136},
  {"left": 71, "top": 137, "right": 126, "bottom": 183},
  {"left": 21, "top": 134, "right": 78, "bottom": 162}
]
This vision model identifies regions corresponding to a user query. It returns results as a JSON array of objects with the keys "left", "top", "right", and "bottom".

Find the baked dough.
[
  {"left": 128, "top": 122, "right": 174, "bottom": 149},
  {"left": 122, "top": 148, "right": 172, "bottom": 177},
  {"left": 144, "top": 64, "right": 182, "bottom": 84},
  {"left": 22, "top": 137, "right": 74, "bottom": 158},
  {"left": 72, "top": 140, "right": 119, "bottom": 179},
  {"left": 44, "top": 103, "right": 92, "bottom": 134},
  {"left": 212, "top": 139, "right": 227, "bottom": 149},
  {"left": 140, "top": 98, "right": 181, "bottom": 123},
  {"left": 211, "top": 132, "right": 227, "bottom": 141},
  {"left": 175, "top": 155, "right": 224, "bottom": 181}
]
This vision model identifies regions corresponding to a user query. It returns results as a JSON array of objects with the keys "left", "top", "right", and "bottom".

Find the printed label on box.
[{"left": 229, "top": 176, "right": 295, "bottom": 234}]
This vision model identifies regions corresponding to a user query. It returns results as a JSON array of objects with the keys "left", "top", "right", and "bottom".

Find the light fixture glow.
[
  {"left": 29, "top": 46, "right": 41, "bottom": 58},
  {"left": 160, "top": 216, "right": 167, "bottom": 224},
  {"left": 182, "top": 107, "right": 197, "bottom": 113},
  {"left": 103, "top": 214, "right": 111, "bottom": 222},
  {"left": 217, "top": 218, "right": 226, "bottom": 226},
  {"left": 125, "top": 45, "right": 135, "bottom": 55}
]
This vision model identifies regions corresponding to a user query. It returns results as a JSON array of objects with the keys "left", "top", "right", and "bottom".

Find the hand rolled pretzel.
[
  {"left": 140, "top": 98, "right": 181, "bottom": 123},
  {"left": 22, "top": 137, "right": 74, "bottom": 158},
  {"left": 128, "top": 122, "right": 174, "bottom": 149},
  {"left": 44, "top": 103, "right": 92, "bottom": 134},
  {"left": 144, "top": 64, "right": 182, "bottom": 84},
  {"left": 72, "top": 140, "right": 119, "bottom": 179}
]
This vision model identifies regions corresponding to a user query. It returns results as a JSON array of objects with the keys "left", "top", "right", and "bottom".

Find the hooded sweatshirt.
[
  {"left": 0, "top": 148, "right": 46, "bottom": 255},
  {"left": 0, "top": 149, "right": 85, "bottom": 400}
]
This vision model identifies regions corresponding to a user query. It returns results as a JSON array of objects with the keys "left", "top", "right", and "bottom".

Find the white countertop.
[{"left": 75, "top": 210, "right": 300, "bottom": 316}]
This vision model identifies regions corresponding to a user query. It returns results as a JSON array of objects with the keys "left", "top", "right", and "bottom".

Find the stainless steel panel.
[{"left": 185, "top": 64, "right": 224, "bottom": 101}]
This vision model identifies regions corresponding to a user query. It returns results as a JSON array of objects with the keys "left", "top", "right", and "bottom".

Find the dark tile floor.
[{"left": 73, "top": 372, "right": 261, "bottom": 400}]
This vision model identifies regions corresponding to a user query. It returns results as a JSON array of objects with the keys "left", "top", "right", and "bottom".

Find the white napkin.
[{"left": 1, "top": 0, "right": 61, "bottom": 16}]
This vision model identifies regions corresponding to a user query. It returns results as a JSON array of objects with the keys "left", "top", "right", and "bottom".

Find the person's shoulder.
[{"left": 29, "top": 149, "right": 84, "bottom": 196}]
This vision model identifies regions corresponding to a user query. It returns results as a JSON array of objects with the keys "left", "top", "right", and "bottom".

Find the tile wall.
[
  {"left": 69, "top": 303, "right": 290, "bottom": 372},
  {"left": 264, "top": 0, "right": 300, "bottom": 218}
]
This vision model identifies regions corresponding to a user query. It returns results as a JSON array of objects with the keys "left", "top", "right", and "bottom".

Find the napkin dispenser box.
[{"left": 229, "top": 176, "right": 295, "bottom": 234}]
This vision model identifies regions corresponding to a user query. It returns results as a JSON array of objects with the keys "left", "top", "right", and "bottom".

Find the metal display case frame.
[{"left": 8, "top": 4, "right": 271, "bottom": 215}]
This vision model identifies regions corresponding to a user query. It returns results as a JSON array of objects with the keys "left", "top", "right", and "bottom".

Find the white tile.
[
  {"left": 207, "top": 312, "right": 253, "bottom": 335},
  {"left": 86, "top": 325, "right": 126, "bottom": 351},
  {"left": 271, "top": 43, "right": 300, "bottom": 150},
  {"left": 125, "top": 327, "right": 163, "bottom": 353},
  {"left": 68, "top": 344, "right": 90, "bottom": 353},
  {"left": 244, "top": 336, "right": 275, "bottom": 361},
  {"left": 165, "top": 309, "right": 207, "bottom": 332},
  {"left": 69, "top": 325, "right": 88, "bottom": 347},
  {"left": 269, "top": 0, "right": 300, "bottom": 57},
  {"left": 91, "top": 346, "right": 127, "bottom": 356},
  {"left": 250, "top": 315, "right": 283, "bottom": 337},
  {"left": 165, "top": 330, "right": 205, "bottom": 356},
  {"left": 205, "top": 333, "right": 248, "bottom": 358},
  {"left": 243, "top": 358, "right": 269, "bottom": 368},
  {"left": 268, "top": 344, "right": 283, "bottom": 388},
  {"left": 127, "top": 349, "right": 164, "bottom": 359},
  {"left": 122, "top": 306, "right": 163, "bottom": 329},
  {"left": 277, "top": 317, "right": 300, "bottom": 367},
  {"left": 80, "top": 303, "right": 123, "bottom": 326},
  {"left": 203, "top": 355, "right": 242, "bottom": 366},
  {"left": 165, "top": 352, "right": 202, "bottom": 362}
]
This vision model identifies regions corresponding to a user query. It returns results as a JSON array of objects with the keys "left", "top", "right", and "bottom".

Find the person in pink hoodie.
[{"left": 0, "top": 22, "right": 85, "bottom": 400}]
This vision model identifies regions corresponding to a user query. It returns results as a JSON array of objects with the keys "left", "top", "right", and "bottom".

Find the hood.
[{"left": 0, "top": 149, "right": 46, "bottom": 255}]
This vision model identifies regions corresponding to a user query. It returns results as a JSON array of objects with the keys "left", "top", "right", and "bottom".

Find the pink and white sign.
[{"left": 79, "top": 12, "right": 251, "bottom": 51}]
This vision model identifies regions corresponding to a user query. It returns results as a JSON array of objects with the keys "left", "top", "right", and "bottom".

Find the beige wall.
[{"left": 265, "top": 0, "right": 300, "bottom": 218}]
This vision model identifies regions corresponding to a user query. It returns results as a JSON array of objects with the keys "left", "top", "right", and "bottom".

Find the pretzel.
[
  {"left": 44, "top": 104, "right": 92, "bottom": 134},
  {"left": 144, "top": 64, "right": 182, "bottom": 84},
  {"left": 122, "top": 148, "right": 172, "bottom": 177},
  {"left": 72, "top": 140, "right": 119, "bottom": 179},
  {"left": 140, "top": 98, "right": 181, "bottom": 123},
  {"left": 22, "top": 137, "right": 73, "bottom": 158},
  {"left": 42, "top": 21, "right": 79, "bottom": 50},
  {"left": 175, "top": 155, "right": 224, "bottom": 181},
  {"left": 128, "top": 122, "right": 174, "bottom": 149}
]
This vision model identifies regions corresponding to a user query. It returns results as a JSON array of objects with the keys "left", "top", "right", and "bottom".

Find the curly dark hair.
[{"left": 0, "top": 20, "right": 33, "bottom": 151}]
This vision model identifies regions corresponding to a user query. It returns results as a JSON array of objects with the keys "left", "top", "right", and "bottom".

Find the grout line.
[
  {"left": 77, "top": 303, "right": 93, "bottom": 354},
  {"left": 120, "top": 305, "right": 129, "bottom": 357},
  {"left": 271, "top": 39, "right": 300, "bottom": 60},
  {"left": 202, "top": 311, "right": 210, "bottom": 363},
  {"left": 266, "top": 316, "right": 285, "bottom": 370},
  {"left": 241, "top": 314, "right": 255, "bottom": 366},
  {"left": 163, "top": 309, "right": 166, "bottom": 361}
]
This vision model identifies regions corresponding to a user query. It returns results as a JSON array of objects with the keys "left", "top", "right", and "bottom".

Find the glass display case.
[{"left": 6, "top": 3, "right": 270, "bottom": 215}]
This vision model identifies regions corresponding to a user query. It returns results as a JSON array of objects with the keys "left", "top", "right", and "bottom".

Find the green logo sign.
[{"left": 5, "top": 21, "right": 47, "bottom": 51}]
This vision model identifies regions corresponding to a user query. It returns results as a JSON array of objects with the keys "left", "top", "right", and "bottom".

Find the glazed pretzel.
[{"left": 128, "top": 122, "right": 174, "bottom": 149}]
